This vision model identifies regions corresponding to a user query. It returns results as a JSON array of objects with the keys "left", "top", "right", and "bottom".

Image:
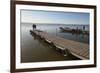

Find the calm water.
[{"left": 21, "top": 23, "right": 89, "bottom": 63}]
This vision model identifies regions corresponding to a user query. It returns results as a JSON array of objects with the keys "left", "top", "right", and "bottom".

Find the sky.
[{"left": 21, "top": 10, "right": 90, "bottom": 25}]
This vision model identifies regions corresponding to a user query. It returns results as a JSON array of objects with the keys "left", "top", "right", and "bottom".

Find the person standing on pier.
[
  {"left": 83, "top": 25, "right": 85, "bottom": 31},
  {"left": 32, "top": 24, "right": 36, "bottom": 30}
]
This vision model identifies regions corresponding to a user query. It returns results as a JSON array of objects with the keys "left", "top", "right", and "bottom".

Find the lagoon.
[{"left": 21, "top": 23, "right": 89, "bottom": 63}]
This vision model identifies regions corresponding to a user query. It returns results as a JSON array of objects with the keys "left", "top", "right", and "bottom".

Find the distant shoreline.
[{"left": 21, "top": 22, "right": 89, "bottom": 26}]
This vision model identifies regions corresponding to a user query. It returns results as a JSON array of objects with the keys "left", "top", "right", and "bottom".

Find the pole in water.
[{"left": 56, "top": 28, "right": 57, "bottom": 36}]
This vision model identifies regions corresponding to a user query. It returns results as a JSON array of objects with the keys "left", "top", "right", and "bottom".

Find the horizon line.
[{"left": 21, "top": 22, "right": 89, "bottom": 25}]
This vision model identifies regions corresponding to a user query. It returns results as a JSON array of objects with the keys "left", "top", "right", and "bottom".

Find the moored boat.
[{"left": 59, "top": 27, "right": 89, "bottom": 35}]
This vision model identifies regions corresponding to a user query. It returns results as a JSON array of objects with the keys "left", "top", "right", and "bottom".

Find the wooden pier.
[{"left": 30, "top": 30, "right": 89, "bottom": 60}]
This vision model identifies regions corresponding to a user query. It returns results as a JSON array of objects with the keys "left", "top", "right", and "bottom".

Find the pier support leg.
[{"left": 62, "top": 49, "right": 70, "bottom": 56}]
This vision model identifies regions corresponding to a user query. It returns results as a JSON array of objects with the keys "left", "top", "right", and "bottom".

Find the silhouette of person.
[
  {"left": 32, "top": 24, "right": 36, "bottom": 30},
  {"left": 83, "top": 25, "right": 85, "bottom": 30}
]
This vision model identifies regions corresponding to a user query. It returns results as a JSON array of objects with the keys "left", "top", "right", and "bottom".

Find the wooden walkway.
[{"left": 30, "top": 30, "right": 89, "bottom": 60}]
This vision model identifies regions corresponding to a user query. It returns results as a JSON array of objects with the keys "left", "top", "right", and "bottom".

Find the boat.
[{"left": 59, "top": 27, "right": 89, "bottom": 35}]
